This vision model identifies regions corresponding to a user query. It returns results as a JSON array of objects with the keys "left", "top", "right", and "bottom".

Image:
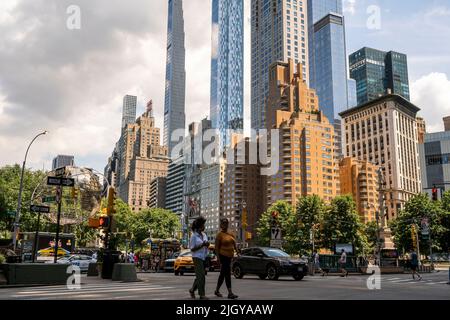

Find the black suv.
[{"left": 232, "top": 247, "right": 308, "bottom": 281}]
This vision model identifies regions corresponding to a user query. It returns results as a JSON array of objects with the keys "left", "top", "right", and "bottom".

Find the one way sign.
[{"left": 271, "top": 227, "right": 281, "bottom": 240}]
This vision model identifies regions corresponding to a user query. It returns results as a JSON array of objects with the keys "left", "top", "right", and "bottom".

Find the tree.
[
  {"left": 364, "top": 221, "right": 378, "bottom": 253},
  {"left": 322, "top": 195, "right": 367, "bottom": 255},
  {"left": 0, "top": 165, "right": 47, "bottom": 234},
  {"left": 287, "top": 195, "right": 324, "bottom": 255},
  {"left": 390, "top": 193, "right": 447, "bottom": 254},
  {"left": 129, "top": 208, "right": 181, "bottom": 249},
  {"left": 256, "top": 201, "right": 293, "bottom": 249},
  {"left": 437, "top": 191, "right": 450, "bottom": 252}
]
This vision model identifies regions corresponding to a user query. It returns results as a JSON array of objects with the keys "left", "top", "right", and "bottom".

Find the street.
[{"left": 0, "top": 271, "right": 448, "bottom": 300}]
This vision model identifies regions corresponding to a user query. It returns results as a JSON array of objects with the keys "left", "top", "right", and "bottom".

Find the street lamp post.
[{"left": 13, "top": 131, "right": 48, "bottom": 252}]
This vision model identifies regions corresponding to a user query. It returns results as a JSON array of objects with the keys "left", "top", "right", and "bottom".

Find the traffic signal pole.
[{"left": 54, "top": 186, "right": 62, "bottom": 263}]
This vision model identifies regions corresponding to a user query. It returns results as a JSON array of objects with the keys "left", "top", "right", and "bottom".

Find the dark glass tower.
[{"left": 349, "top": 47, "right": 410, "bottom": 105}]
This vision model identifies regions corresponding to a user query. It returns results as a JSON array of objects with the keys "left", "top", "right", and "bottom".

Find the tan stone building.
[
  {"left": 266, "top": 59, "right": 338, "bottom": 207},
  {"left": 417, "top": 117, "right": 426, "bottom": 144},
  {"left": 340, "top": 94, "right": 422, "bottom": 221},
  {"left": 339, "top": 157, "right": 380, "bottom": 224},
  {"left": 118, "top": 101, "right": 169, "bottom": 212}
]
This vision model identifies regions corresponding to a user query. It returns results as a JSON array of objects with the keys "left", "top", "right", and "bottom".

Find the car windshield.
[{"left": 262, "top": 248, "right": 290, "bottom": 258}]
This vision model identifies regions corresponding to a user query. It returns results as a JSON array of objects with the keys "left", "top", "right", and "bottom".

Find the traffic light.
[
  {"left": 411, "top": 224, "right": 418, "bottom": 250},
  {"left": 106, "top": 187, "right": 116, "bottom": 216},
  {"left": 246, "top": 232, "right": 252, "bottom": 240},
  {"left": 71, "top": 187, "right": 79, "bottom": 200},
  {"left": 99, "top": 216, "right": 110, "bottom": 229},
  {"left": 432, "top": 188, "right": 438, "bottom": 201},
  {"left": 242, "top": 208, "right": 248, "bottom": 229}
]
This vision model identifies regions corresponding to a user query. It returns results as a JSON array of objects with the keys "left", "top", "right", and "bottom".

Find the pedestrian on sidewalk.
[
  {"left": 410, "top": 249, "right": 422, "bottom": 280},
  {"left": 313, "top": 251, "right": 324, "bottom": 276},
  {"left": 214, "top": 218, "right": 239, "bottom": 299},
  {"left": 339, "top": 249, "right": 348, "bottom": 277},
  {"left": 189, "top": 216, "right": 210, "bottom": 300}
]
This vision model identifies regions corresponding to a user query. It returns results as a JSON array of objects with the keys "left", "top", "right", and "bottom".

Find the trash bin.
[{"left": 101, "top": 250, "right": 121, "bottom": 279}]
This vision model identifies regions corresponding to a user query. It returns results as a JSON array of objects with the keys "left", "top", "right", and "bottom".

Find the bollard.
[{"left": 447, "top": 266, "right": 450, "bottom": 285}]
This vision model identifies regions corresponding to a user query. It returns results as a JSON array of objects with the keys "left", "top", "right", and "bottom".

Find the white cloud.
[{"left": 411, "top": 73, "right": 450, "bottom": 133}]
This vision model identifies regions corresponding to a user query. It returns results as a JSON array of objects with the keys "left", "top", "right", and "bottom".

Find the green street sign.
[
  {"left": 42, "top": 196, "right": 57, "bottom": 203},
  {"left": 7, "top": 211, "right": 16, "bottom": 217}
]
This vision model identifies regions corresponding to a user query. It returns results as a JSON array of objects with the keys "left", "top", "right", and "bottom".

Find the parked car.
[
  {"left": 174, "top": 251, "right": 208, "bottom": 276},
  {"left": 232, "top": 247, "right": 308, "bottom": 281},
  {"left": 56, "top": 254, "right": 97, "bottom": 272},
  {"left": 164, "top": 252, "right": 181, "bottom": 272}
]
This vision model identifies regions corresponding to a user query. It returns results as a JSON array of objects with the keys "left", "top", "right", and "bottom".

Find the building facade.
[
  {"left": 223, "top": 134, "right": 263, "bottom": 246},
  {"left": 121, "top": 95, "right": 137, "bottom": 131},
  {"left": 339, "top": 157, "right": 379, "bottom": 223},
  {"left": 419, "top": 129, "right": 450, "bottom": 193},
  {"left": 349, "top": 47, "right": 410, "bottom": 106},
  {"left": 118, "top": 103, "right": 169, "bottom": 212},
  {"left": 165, "top": 155, "right": 185, "bottom": 215},
  {"left": 163, "top": 0, "right": 186, "bottom": 158},
  {"left": 251, "top": 0, "right": 309, "bottom": 130},
  {"left": 52, "top": 155, "right": 74, "bottom": 170},
  {"left": 340, "top": 94, "right": 421, "bottom": 220},
  {"left": 443, "top": 116, "right": 450, "bottom": 132},
  {"left": 149, "top": 177, "right": 167, "bottom": 209},
  {"left": 211, "top": 0, "right": 244, "bottom": 150},
  {"left": 266, "top": 60, "right": 339, "bottom": 207}
]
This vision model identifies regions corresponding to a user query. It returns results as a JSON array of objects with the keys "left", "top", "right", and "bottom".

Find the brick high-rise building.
[
  {"left": 340, "top": 94, "right": 422, "bottom": 221},
  {"left": 266, "top": 59, "right": 339, "bottom": 207},
  {"left": 118, "top": 101, "right": 169, "bottom": 212},
  {"left": 149, "top": 177, "right": 167, "bottom": 209},
  {"left": 339, "top": 157, "right": 379, "bottom": 223}
]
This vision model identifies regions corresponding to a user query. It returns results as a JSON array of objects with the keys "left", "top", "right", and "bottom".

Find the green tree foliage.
[
  {"left": 286, "top": 195, "right": 324, "bottom": 255},
  {"left": 390, "top": 193, "right": 448, "bottom": 253},
  {"left": 0, "top": 165, "right": 47, "bottom": 234},
  {"left": 256, "top": 201, "right": 293, "bottom": 248},
  {"left": 322, "top": 195, "right": 368, "bottom": 255}
]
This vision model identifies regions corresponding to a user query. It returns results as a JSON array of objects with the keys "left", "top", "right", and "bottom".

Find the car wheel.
[
  {"left": 258, "top": 274, "right": 267, "bottom": 280},
  {"left": 174, "top": 270, "right": 179, "bottom": 276},
  {"left": 180, "top": 271, "right": 184, "bottom": 276},
  {"left": 233, "top": 264, "right": 244, "bottom": 279},
  {"left": 267, "top": 265, "right": 279, "bottom": 280},
  {"left": 293, "top": 273, "right": 304, "bottom": 281}
]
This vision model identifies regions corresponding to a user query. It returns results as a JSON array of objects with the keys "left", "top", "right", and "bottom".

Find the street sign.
[
  {"left": 47, "top": 176, "right": 75, "bottom": 187},
  {"left": 42, "top": 196, "right": 56, "bottom": 203},
  {"left": 270, "top": 240, "right": 283, "bottom": 248},
  {"left": 271, "top": 227, "right": 281, "bottom": 240},
  {"left": 7, "top": 210, "right": 16, "bottom": 217},
  {"left": 30, "top": 205, "right": 50, "bottom": 213},
  {"left": 55, "top": 166, "right": 66, "bottom": 177}
]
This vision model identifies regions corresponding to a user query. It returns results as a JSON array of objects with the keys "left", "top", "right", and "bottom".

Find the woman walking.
[
  {"left": 189, "top": 217, "right": 210, "bottom": 300},
  {"left": 214, "top": 218, "right": 239, "bottom": 299}
]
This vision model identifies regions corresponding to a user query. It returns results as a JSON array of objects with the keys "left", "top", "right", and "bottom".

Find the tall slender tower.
[
  {"left": 164, "top": 0, "right": 186, "bottom": 158},
  {"left": 211, "top": 0, "right": 244, "bottom": 150},
  {"left": 251, "top": 0, "right": 310, "bottom": 130}
]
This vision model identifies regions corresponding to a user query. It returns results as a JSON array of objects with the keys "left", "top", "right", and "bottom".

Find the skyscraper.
[
  {"left": 349, "top": 47, "right": 410, "bottom": 105},
  {"left": 266, "top": 60, "right": 339, "bottom": 207},
  {"left": 340, "top": 94, "right": 421, "bottom": 220},
  {"left": 52, "top": 155, "right": 74, "bottom": 170},
  {"left": 211, "top": 0, "right": 244, "bottom": 150},
  {"left": 308, "top": 0, "right": 349, "bottom": 122},
  {"left": 121, "top": 95, "right": 137, "bottom": 131},
  {"left": 251, "top": 0, "right": 310, "bottom": 130},
  {"left": 164, "top": 0, "right": 186, "bottom": 158}
]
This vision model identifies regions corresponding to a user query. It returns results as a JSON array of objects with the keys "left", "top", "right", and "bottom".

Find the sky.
[{"left": 0, "top": 0, "right": 450, "bottom": 174}]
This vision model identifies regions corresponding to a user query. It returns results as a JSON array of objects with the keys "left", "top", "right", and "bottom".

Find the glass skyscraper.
[
  {"left": 211, "top": 0, "right": 244, "bottom": 150},
  {"left": 121, "top": 95, "right": 137, "bottom": 131},
  {"left": 308, "top": 0, "right": 354, "bottom": 123},
  {"left": 164, "top": 0, "right": 186, "bottom": 158},
  {"left": 349, "top": 47, "right": 410, "bottom": 105},
  {"left": 251, "top": 0, "right": 310, "bottom": 130}
]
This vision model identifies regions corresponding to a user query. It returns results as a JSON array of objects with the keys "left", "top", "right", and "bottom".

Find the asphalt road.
[{"left": 0, "top": 271, "right": 448, "bottom": 300}]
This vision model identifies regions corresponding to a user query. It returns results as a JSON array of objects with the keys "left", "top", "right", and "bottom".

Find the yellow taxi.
[
  {"left": 174, "top": 251, "right": 194, "bottom": 275},
  {"left": 38, "top": 247, "right": 70, "bottom": 257}
]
